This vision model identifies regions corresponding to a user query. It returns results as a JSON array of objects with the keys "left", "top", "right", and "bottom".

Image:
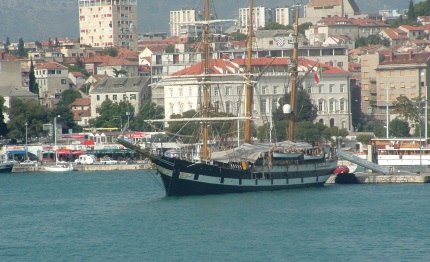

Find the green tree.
[
  {"left": 295, "top": 121, "right": 327, "bottom": 143},
  {"left": 48, "top": 38, "right": 53, "bottom": 50},
  {"left": 356, "top": 134, "right": 374, "bottom": 145},
  {"left": 416, "top": 0, "right": 430, "bottom": 16},
  {"left": 408, "top": 0, "right": 416, "bottom": 21},
  {"left": 166, "top": 110, "right": 202, "bottom": 141},
  {"left": 112, "top": 68, "right": 128, "bottom": 77},
  {"left": 57, "top": 90, "right": 82, "bottom": 107},
  {"left": 17, "top": 38, "right": 26, "bottom": 57},
  {"left": 298, "top": 22, "right": 313, "bottom": 35},
  {"left": 51, "top": 105, "right": 79, "bottom": 133},
  {"left": 389, "top": 118, "right": 411, "bottom": 137},
  {"left": 4, "top": 36, "right": 10, "bottom": 52},
  {"left": 68, "top": 58, "right": 90, "bottom": 77},
  {"left": 6, "top": 98, "right": 50, "bottom": 139},
  {"left": 166, "top": 44, "right": 175, "bottom": 53},
  {"left": 0, "top": 96, "right": 8, "bottom": 136},
  {"left": 273, "top": 87, "right": 318, "bottom": 123},
  {"left": 55, "top": 37, "right": 59, "bottom": 47},
  {"left": 103, "top": 47, "right": 118, "bottom": 57},
  {"left": 28, "top": 59, "right": 39, "bottom": 99},
  {"left": 392, "top": 96, "right": 417, "bottom": 121},
  {"left": 355, "top": 35, "right": 390, "bottom": 48},
  {"left": 131, "top": 101, "right": 164, "bottom": 132},
  {"left": 263, "top": 22, "right": 288, "bottom": 30},
  {"left": 229, "top": 32, "right": 247, "bottom": 41},
  {"left": 35, "top": 41, "right": 42, "bottom": 50},
  {"left": 90, "top": 99, "right": 134, "bottom": 128}
]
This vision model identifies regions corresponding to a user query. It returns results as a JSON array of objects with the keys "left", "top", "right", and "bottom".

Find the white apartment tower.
[
  {"left": 78, "top": 0, "right": 138, "bottom": 51},
  {"left": 170, "top": 9, "right": 198, "bottom": 37},
  {"left": 275, "top": 7, "right": 290, "bottom": 26},
  {"left": 239, "top": 6, "right": 274, "bottom": 30}
]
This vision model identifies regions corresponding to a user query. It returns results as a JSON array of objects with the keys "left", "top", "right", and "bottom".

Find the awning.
[
  {"left": 63, "top": 134, "right": 85, "bottom": 139},
  {"left": 125, "top": 132, "right": 148, "bottom": 138},
  {"left": 7, "top": 150, "right": 27, "bottom": 155},
  {"left": 57, "top": 149, "right": 72, "bottom": 155},
  {"left": 81, "top": 140, "right": 95, "bottom": 145},
  {"left": 72, "top": 150, "right": 85, "bottom": 155}
]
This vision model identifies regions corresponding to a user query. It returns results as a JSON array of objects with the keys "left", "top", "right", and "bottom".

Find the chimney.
[
  {"left": 389, "top": 51, "right": 394, "bottom": 61},
  {"left": 409, "top": 49, "right": 413, "bottom": 60}
]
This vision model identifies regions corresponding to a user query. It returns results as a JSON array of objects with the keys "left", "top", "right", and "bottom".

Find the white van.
[{"left": 75, "top": 154, "right": 98, "bottom": 165}]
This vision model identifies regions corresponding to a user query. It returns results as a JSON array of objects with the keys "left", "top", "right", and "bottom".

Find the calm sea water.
[{"left": 1, "top": 170, "right": 430, "bottom": 262}]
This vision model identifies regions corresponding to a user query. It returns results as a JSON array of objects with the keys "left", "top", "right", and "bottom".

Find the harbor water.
[{"left": 1, "top": 170, "right": 430, "bottom": 261}]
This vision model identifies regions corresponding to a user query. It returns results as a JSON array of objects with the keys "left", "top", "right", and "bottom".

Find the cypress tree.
[{"left": 29, "top": 59, "right": 39, "bottom": 99}]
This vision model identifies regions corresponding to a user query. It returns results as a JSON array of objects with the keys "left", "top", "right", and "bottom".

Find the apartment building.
[
  {"left": 275, "top": 7, "right": 290, "bottom": 26},
  {"left": 303, "top": 0, "right": 361, "bottom": 24},
  {"left": 78, "top": 0, "right": 138, "bottom": 51},
  {"left": 239, "top": 6, "right": 274, "bottom": 30},
  {"left": 361, "top": 51, "right": 430, "bottom": 123},
  {"left": 170, "top": 9, "right": 198, "bottom": 37}
]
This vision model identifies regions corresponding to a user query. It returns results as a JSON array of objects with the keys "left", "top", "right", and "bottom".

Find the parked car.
[
  {"left": 100, "top": 157, "right": 117, "bottom": 165},
  {"left": 75, "top": 154, "right": 97, "bottom": 165}
]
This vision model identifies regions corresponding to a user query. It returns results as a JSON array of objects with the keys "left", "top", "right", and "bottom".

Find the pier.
[
  {"left": 327, "top": 171, "right": 430, "bottom": 184},
  {"left": 11, "top": 163, "right": 151, "bottom": 173}
]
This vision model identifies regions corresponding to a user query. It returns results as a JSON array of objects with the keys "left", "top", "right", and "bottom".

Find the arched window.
[{"left": 330, "top": 118, "right": 335, "bottom": 127}]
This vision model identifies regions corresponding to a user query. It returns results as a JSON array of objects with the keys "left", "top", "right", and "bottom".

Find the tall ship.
[{"left": 118, "top": 0, "right": 338, "bottom": 196}]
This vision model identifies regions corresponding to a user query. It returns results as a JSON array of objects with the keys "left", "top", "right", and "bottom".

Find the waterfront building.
[
  {"left": 157, "top": 58, "right": 352, "bottom": 130},
  {"left": 360, "top": 51, "right": 430, "bottom": 123},
  {"left": 90, "top": 76, "right": 151, "bottom": 118},
  {"left": 35, "top": 62, "right": 69, "bottom": 108},
  {"left": 78, "top": 0, "right": 138, "bottom": 51}
]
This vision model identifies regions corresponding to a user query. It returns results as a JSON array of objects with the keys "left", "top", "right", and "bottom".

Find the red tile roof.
[
  {"left": 382, "top": 28, "right": 409, "bottom": 40},
  {"left": 35, "top": 62, "right": 67, "bottom": 70},
  {"left": 380, "top": 51, "right": 430, "bottom": 65},
  {"left": 172, "top": 57, "right": 349, "bottom": 77},
  {"left": 70, "top": 98, "right": 90, "bottom": 106},
  {"left": 72, "top": 109, "right": 91, "bottom": 121}
]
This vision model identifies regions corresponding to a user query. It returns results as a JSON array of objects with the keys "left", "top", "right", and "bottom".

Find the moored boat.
[{"left": 44, "top": 163, "right": 75, "bottom": 172}]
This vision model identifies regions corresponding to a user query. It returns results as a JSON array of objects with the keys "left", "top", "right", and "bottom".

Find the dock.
[
  {"left": 327, "top": 171, "right": 430, "bottom": 184},
  {"left": 11, "top": 163, "right": 152, "bottom": 173}
]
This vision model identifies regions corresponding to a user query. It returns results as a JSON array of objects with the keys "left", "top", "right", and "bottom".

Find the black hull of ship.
[
  {"left": 154, "top": 156, "right": 335, "bottom": 196},
  {"left": 0, "top": 163, "right": 14, "bottom": 173}
]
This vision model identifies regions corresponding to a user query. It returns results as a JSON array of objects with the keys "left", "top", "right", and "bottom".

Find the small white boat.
[{"left": 44, "top": 163, "right": 75, "bottom": 172}]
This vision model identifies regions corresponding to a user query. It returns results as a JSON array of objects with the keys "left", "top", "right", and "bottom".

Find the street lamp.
[
  {"left": 25, "top": 122, "right": 28, "bottom": 160},
  {"left": 54, "top": 115, "right": 60, "bottom": 147},
  {"left": 126, "top": 111, "right": 131, "bottom": 131}
]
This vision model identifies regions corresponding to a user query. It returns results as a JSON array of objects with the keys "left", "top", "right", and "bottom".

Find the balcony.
[{"left": 369, "top": 77, "right": 376, "bottom": 83}]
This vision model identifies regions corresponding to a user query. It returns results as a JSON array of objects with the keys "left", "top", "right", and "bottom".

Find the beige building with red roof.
[
  {"left": 157, "top": 57, "right": 352, "bottom": 129},
  {"left": 361, "top": 51, "right": 430, "bottom": 123},
  {"left": 379, "top": 28, "right": 410, "bottom": 46},
  {"left": 70, "top": 98, "right": 91, "bottom": 127},
  {"left": 35, "top": 62, "right": 69, "bottom": 107}
]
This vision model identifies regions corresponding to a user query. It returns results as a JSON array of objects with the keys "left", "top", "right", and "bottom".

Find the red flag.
[{"left": 314, "top": 65, "right": 322, "bottom": 84}]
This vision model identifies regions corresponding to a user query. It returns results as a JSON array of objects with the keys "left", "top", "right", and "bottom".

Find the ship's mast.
[
  {"left": 244, "top": 0, "right": 254, "bottom": 144},
  {"left": 202, "top": 0, "right": 210, "bottom": 160},
  {"left": 288, "top": 5, "right": 300, "bottom": 142}
]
